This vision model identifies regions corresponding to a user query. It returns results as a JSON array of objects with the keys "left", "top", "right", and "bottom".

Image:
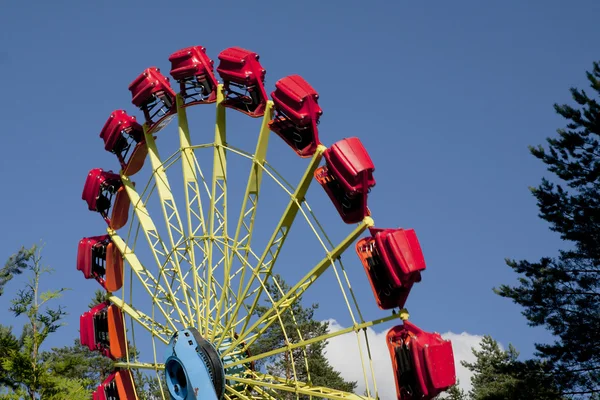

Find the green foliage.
[
  {"left": 0, "top": 244, "right": 89, "bottom": 399},
  {"left": 0, "top": 246, "right": 36, "bottom": 296},
  {"left": 495, "top": 61, "right": 600, "bottom": 397},
  {"left": 461, "top": 336, "right": 562, "bottom": 400},
  {"left": 443, "top": 380, "right": 468, "bottom": 400},
  {"left": 45, "top": 289, "right": 166, "bottom": 399},
  {"left": 0, "top": 325, "right": 20, "bottom": 389},
  {"left": 42, "top": 339, "right": 114, "bottom": 391},
  {"left": 88, "top": 289, "right": 109, "bottom": 308},
  {"left": 249, "top": 274, "right": 357, "bottom": 398},
  {"left": 133, "top": 371, "right": 167, "bottom": 400}
]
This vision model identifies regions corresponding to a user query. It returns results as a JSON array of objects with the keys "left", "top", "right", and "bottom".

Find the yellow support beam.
[
  {"left": 214, "top": 100, "right": 274, "bottom": 341},
  {"left": 223, "top": 217, "right": 373, "bottom": 356},
  {"left": 224, "top": 312, "right": 399, "bottom": 368},
  {"left": 120, "top": 175, "right": 189, "bottom": 326},
  {"left": 206, "top": 84, "right": 229, "bottom": 336},
  {"left": 228, "top": 372, "right": 375, "bottom": 400},
  {"left": 108, "top": 295, "right": 171, "bottom": 345},
  {"left": 143, "top": 126, "right": 194, "bottom": 325},
  {"left": 108, "top": 230, "right": 182, "bottom": 330},
  {"left": 177, "top": 94, "right": 211, "bottom": 330},
  {"left": 217, "top": 146, "right": 325, "bottom": 347},
  {"left": 113, "top": 361, "right": 165, "bottom": 370}
]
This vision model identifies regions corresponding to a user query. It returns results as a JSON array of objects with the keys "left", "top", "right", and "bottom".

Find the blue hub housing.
[{"left": 164, "top": 328, "right": 225, "bottom": 400}]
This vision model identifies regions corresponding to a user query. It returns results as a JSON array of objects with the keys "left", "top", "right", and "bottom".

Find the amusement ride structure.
[{"left": 76, "top": 45, "right": 457, "bottom": 399}]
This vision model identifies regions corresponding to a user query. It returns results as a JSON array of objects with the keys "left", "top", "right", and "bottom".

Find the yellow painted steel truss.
[{"left": 99, "top": 83, "right": 400, "bottom": 399}]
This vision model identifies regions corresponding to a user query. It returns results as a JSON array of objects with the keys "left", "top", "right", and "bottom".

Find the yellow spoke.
[
  {"left": 218, "top": 147, "right": 325, "bottom": 346},
  {"left": 113, "top": 361, "right": 165, "bottom": 370},
  {"left": 109, "top": 295, "right": 171, "bottom": 344},
  {"left": 224, "top": 313, "right": 399, "bottom": 368},
  {"left": 143, "top": 128, "right": 194, "bottom": 325},
  {"left": 206, "top": 84, "right": 229, "bottom": 337},
  {"left": 229, "top": 371, "right": 375, "bottom": 400},
  {"left": 214, "top": 101, "right": 274, "bottom": 339},
  {"left": 121, "top": 175, "right": 190, "bottom": 326},
  {"left": 223, "top": 217, "right": 372, "bottom": 356},
  {"left": 177, "top": 94, "right": 211, "bottom": 330},
  {"left": 108, "top": 231, "right": 184, "bottom": 329}
]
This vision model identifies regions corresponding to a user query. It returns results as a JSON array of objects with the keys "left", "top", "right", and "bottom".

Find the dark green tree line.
[
  {"left": 0, "top": 245, "right": 88, "bottom": 399},
  {"left": 249, "top": 274, "right": 357, "bottom": 399},
  {"left": 496, "top": 62, "right": 600, "bottom": 397}
]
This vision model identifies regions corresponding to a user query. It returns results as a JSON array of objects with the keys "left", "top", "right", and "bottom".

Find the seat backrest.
[
  {"left": 384, "top": 229, "right": 426, "bottom": 277},
  {"left": 424, "top": 341, "right": 456, "bottom": 390},
  {"left": 115, "top": 370, "right": 137, "bottom": 399},
  {"left": 108, "top": 305, "right": 126, "bottom": 359},
  {"left": 325, "top": 137, "right": 375, "bottom": 194},
  {"left": 105, "top": 242, "right": 123, "bottom": 292}
]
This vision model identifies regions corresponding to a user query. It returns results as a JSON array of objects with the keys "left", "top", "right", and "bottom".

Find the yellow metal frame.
[{"left": 102, "top": 84, "right": 397, "bottom": 400}]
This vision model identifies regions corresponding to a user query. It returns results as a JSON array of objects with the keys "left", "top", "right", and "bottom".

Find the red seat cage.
[
  {"left": 76, "top": 235, "right": 123, "bottom": 292},
  {"left": 93, "top": 370, "right": 137, "bottom": 400},
  {"left": 315, "top": 138, "right": 375, "bottom": 224},
  {"left": 80, "top": 302, "right": 110, "bottom": 356},
  {"left": 324, "top": 137, "right": 375, "bottom": 194},
  {"left": 169, "top": 45, "right": 218, "bottom": 106},
  {"left": 77, "top": 235, "right": 108, "bottom": 287},
  {"left": 355, "top": 234, "right": 412, "bottom": 310},
  {"left": 79, "top": 302, "right": 126, "bottom": 360},
  {"left": 269, "top": 75, "right": 323, "bottom": 157},
  {"left": 128, "top": 67, "right": 176, "bottom": 133},
  {"left": 81, "top": 168, "right": 130, "bottom": 230},
  {"left": 216, "top": 47, "right": 268, "bottom": 118},
  {"left": 373, "top": 227, "right": 425, "bottom": 288},
  {"left": 99, "top": 110, "right": 147, "bottom": 176},
  {"left": 387, "top": 321, "right": 456, "bottom": 400}
]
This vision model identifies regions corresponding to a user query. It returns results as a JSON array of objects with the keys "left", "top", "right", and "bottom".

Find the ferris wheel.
[{"left": 76, "top": 45, "right": 457, "bottom": 400}]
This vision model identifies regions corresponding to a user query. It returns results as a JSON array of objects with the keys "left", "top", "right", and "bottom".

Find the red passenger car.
[
  {"left": 169, "top": 45, "right": 218, "bottom": 106},
  {"left": 79, "top": 302, "right": 126, "bottom": 360},
  {"left": 387, "top": 321, "right": 456, "bottom": 400},
  {"left": 128, "top": 67, "right": 176, "bottom": 132},
  {"left": 270, "top": 75, "right": 323, "bottom": 157},
  {"left": 356, "top": 227, "right": 426, "bottom": 309},
  {"left": 76, "top": 235, "right": 123, "bottom": 292},
  {"left": 93, "top": 370, "right": 137, "bottom": 400},
  {"left": 315, "top": 138, "right": 375, "bottom": 223},
  {"left": 216, "top": 47, "right": 267, "bottom": 117},
  {"left": 81, "top": 168, "right": 130, "bottom": 230},
  {"left": 99, "top": 110, "right": 147, "bottom": 176}
]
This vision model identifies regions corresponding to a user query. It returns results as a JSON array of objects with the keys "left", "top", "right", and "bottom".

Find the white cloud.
[
  {"left": 323, "top": 319, "right": 484, "bottom": 399},
  {"left": 439, "top": 331, "right": 485, "bottom": 393}
]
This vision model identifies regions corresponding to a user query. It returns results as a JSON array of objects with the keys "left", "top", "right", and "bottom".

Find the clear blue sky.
[{"left": 0, "top": 0, "right": 598, "bottom": 364}]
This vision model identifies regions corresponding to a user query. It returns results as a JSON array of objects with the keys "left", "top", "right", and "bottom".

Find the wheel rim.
[{"left": 81, "top": 47, "right": 402, "bottom": 400}]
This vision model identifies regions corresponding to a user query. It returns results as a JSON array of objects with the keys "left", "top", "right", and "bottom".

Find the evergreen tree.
[
  {"left": 495, "top": 61, "right": 600, "bottom": 397},
  {"left": 46, "top": 288, "right": 166, "bottom": 399},
  {"left": 0, "top": 245, "right": 88, "bottom": 399},
  {"left": 462, "top": 335, "right": 562, "bottom": 400},
  {"left": 42, "top": 339, "right": 114, "bottom": 391},
  {"left": 249, "top": 274, "right": 357, "bottom": 399},
  {"left": 442, "top": 381, "right": 467, "bottom": 400},
  {"left": 0, "top": 325, "right": 20, "bottom": 390}
]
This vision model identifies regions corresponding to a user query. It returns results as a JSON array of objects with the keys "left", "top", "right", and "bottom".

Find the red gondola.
[
  {"left": 387, "top": 321, "right": 456, "bottom": 400},
  {"left": 76, "top": 235, "right": 123, "bottom": 292},
  {"left": 269, "top": 75, "right": 322, "bottom": 157},
  {"left": 99, "top": 110, "right": 147, "bottom": 176},
  {"left": 169, "top": 45, "right": 218, "bottom": 106},
  {"left": 216, "top": 47, "right": 267, "bottom": 118},
  {"left": 128, "top": 67, "right": 176, "bottom": 132},
  {"left": 315, "top": 137, "right": 375, "bottom": 223},
  {"left": 79, "top": 302, "right": 126, "bottom": 360},
  {"left": 81, "top": 168, "right": 130, "bottom": 230},
  {"left": 356, "top": 227, "right": 426, "bottom": 309}
]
